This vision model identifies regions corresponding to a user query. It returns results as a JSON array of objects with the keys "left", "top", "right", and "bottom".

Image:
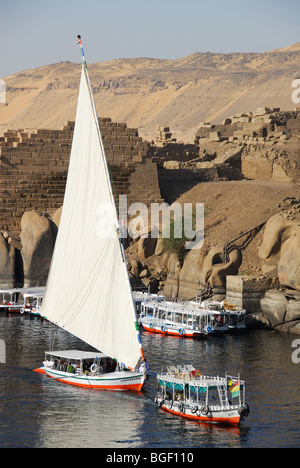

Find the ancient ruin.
[{"left": 0, "top": 107, "right": 299, "bottom": 333}]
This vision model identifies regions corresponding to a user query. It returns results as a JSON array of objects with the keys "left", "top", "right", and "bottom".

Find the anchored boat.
[
  {"left": 155, "top": 365, "right": 249, "bottom": 426},
  {"left": 139, "top": 300, "right": 209, "bottom": 338},
  {"left": 193, "top": 300, "right": 246, "bottom": 332},
  {"left": 34, "top": 36, "right": 146, "bottom": 391},
  {"left": 139, "top": 297, "right": 246, "bottom": 337}
]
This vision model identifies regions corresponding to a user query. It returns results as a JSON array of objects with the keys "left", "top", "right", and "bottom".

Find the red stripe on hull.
[
  {"left": 33, "top": 367, "right": 47, "bottom": 374},
  {"left": 49, "top": 375, "right": 143, "bottom": 392},
  {"left": 161, "top": 405, "right": 240, "bottom": 427},
  {"left": 142, "top": 325, "right": 203, "bottom": 339}
]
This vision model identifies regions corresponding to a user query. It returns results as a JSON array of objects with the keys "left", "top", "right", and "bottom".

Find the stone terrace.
[{"left": 0, "top": 118, "right": 163, "bottom": 234}]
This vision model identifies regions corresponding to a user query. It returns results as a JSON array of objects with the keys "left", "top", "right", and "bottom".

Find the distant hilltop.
[
  {"left": 269, "top": 42, "right": 300, "bottom": 52},
  {"left": 0, "top": 43, "right": 299, "bottom": 142}
]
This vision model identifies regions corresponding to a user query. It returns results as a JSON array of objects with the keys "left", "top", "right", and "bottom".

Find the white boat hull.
[
  {"left": 156, "top": 396, "right": 249, "bottom": 427},
  {"left": 36, "top": 366, "right": 145, "bottom": 392},
  {"left": 140, "top": 319, "right": 207, "bottom": 338}
]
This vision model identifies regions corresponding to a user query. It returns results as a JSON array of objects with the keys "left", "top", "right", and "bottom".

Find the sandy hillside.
[
  {"left": 173, "top": 179, "right": 300, "bottom": 275},
  {"left": 0, "top": 44, "right": 299, "bottom": 142}
]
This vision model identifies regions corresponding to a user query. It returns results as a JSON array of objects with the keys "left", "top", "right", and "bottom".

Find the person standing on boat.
[{"left": 139, "top": 358, "right": 149, "bottom": 374}]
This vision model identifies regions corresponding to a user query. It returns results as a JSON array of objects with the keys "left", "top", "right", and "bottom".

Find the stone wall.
[
  {"left": 0, "top": 118, "right": 163, "bottom": 234},
  {"left": 226, "top": 275, "right": 273, "bottom": 315},
  {"left": 195, "top": 109, "right": 300, "bottom": 183}
]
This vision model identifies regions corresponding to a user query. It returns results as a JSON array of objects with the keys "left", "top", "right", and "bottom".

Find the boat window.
[{"left": 207, "top": 387, "right": 219, "bottom": 404}]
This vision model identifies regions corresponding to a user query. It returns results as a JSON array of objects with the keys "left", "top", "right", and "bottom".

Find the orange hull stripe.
[
  {"left": 47, "top": 374, "right": 143, "bottom": 392},
  {"left": 33, "top": 367, "right": 47, "bottom": 374},
  {"left": 143, "top": 325, "right": 198, "bottom": 338},
  {"left": 161, "top": 406, "right": 240, "bottom": 426}
]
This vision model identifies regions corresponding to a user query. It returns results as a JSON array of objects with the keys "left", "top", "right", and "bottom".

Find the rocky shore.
[{"left": 0, "top": 108, "right": 299, "bottom": 334}]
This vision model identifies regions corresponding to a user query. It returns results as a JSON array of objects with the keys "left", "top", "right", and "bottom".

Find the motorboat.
[{"left": 155, "top": 365, "right": 250, "bottom": 426}]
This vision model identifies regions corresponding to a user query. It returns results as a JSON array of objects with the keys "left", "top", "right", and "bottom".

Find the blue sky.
[{"left": 1, "top": 0, "right": 299, "bottom": 77}]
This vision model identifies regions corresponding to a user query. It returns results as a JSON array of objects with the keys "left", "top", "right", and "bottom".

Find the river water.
[{"left": 0, "top": 314, "right": 299, "bottom": 449}]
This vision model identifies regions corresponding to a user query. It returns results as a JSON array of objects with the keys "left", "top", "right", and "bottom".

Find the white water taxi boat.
[
  {"left": 0, "top": 289, "right": 21, "bottom": 314},
  {"left": 36, "top": 350, "right": 144, "bottom": 392},
  {"left": 34, "top": 37, "right": 146, "bottom": 392},
  {"left": 23, "top": 292, "right": 44, "bottom": 317},
  {"left": 193, "top": 300, "right": 246, "bottom": 332},
  {"left": 155, "top": 365, "right": 249, "bottom": 426},
  {"left": 139, "top": 300, "right": 209, "bottom": 338},
  {"left": 0, "top": 287, "right": 46, "bottom": 315},
  {"left": 139, "top": 298, "right": 246, "bottom": 338}
]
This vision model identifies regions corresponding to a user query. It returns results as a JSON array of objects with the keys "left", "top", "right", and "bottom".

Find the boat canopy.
[{"left": 45, "top": 350, "right": 109, "bottom": 361}]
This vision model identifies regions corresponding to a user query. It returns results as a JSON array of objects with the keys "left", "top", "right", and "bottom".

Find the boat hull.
[
  {"left": 36, "top": 366, "right": 145, "bottom": 392},
  {"left": 156, "top": 398, "right": 244, "bottom": 427},
  {"left": 142, "top": 323, "right": 206, "bottom": 339}
]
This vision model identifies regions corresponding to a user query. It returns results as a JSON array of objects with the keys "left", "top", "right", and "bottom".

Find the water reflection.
[{"left": 0, "top": 315, "right": 299, "bottom": 448}]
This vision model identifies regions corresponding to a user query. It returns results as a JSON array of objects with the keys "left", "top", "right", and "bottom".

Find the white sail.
[{"left": 41, "top": 65, "right": 143, "bottom": 370}]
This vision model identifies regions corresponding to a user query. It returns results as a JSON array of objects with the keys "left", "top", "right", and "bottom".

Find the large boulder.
[
  {"left": 275, "top": 320, "right": 300, "bottom": 335},
  {"left": 260, "top": 289, "right": 288, "bottom": 327},
  {"left": 285, "top": 301, "right": 300, "bottom": 323},
  {"left": 178, "top": 247, "right": 208, "bottom": 300},
  {"left": 137, "top": 237, "right": 157, "bottom": 260},
  {"left": 20, "top": 212, "right": 57, "bottom": 288},
  {"left": 0, "top": 235, "right": 15, "bottom": 289},
  {"left": 278, "top": 235, "right": 300, "bottom": 291},
  {"left": 163, "top": 253, "right": 181, "bottom": 299},
  {"left": 258, "top": 214, "right": 300, "bottom": 275},
  {"left": 258, "top": 214, "right": 297, "bottom": 260},
  {"left": 203, "top": 246, "right": 242, "bottom": 288}
]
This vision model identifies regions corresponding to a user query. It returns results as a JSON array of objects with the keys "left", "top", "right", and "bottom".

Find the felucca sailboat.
[{"left": 34, "top": 36, "right": 146, "bottom": 391}]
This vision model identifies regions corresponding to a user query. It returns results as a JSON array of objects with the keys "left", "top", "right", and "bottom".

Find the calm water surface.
[{"left": 0, "top": 314, "right": 299, "bottom": 448}]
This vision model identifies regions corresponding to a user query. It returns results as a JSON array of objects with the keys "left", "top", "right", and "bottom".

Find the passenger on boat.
[
  {"left": 139, "top": 358, "right": 149, "bottom": 374},
  {"left": 67, "top": 363, "right": 75, "bottom": 374}
]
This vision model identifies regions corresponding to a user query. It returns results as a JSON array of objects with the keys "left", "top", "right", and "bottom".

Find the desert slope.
[{"left": 0, "top": 44, "right": 299, "bottom": 141}]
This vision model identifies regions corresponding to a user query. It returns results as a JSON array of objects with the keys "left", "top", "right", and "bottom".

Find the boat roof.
[
  {"left": 142, "top": 299, "right": 245, "bottom": 315},
  {"left": 142, "top": 300, "right": 223, "bottom": 315},
  {"left": 0, "top": 287, "right": 45, "bottom": 295},
  {"left": 157, "top": 367, "right": 245, "bottom": 387},
  {"left": 45, "top": 350, "right": 110, "bottom": 360},
  {"left": 24, "top": 292, "right": 44, "bottom": 298}
]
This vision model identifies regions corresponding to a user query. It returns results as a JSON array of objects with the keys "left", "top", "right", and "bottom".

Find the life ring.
[
  {"left": 90, "top": 364, "right": 99, "bottom": 373},
  {"left": 20, "top": 308, "right": 25, "bottom": 314},
  {"left": 191, "top": 405, "right": 198, "bottom": 414},
  {"left": 161, "top": 325, "right": 166, "bottom": 332},
  {"left": 207, "top": 327, "right": 212, "bottom": 333},
  {"left": 201, "top": 405, "right": 209, "bottom": 415},
  {"left": 178, "top": 328, "right": 184, "bottom": 335}
]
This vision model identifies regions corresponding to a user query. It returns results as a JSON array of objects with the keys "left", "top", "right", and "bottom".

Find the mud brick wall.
[{"left": 0, "top": 118, "right": 162, "bottom": 234}]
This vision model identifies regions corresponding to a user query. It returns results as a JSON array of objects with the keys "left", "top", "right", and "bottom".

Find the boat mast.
[{"left": 76, "top": 35, "right": 145, "bottom": 366}]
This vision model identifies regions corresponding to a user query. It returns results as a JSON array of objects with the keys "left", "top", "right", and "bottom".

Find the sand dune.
[{"left": 0, "top": 44, "right": 299, "bottom": 142}]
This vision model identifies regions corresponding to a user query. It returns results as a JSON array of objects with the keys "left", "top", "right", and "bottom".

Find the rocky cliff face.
[{"left": 0, "top": 107, "right": 299, "bottom": 334}]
